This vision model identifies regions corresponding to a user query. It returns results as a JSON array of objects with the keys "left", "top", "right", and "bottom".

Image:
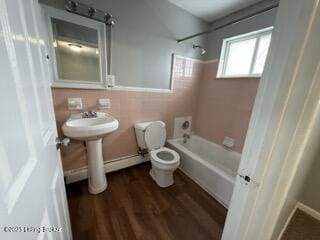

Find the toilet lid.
[{"left": 144, "top": 121, "right": 166, "bottom": 150}]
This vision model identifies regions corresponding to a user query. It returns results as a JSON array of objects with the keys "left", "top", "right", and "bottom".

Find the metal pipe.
[
  {"left": 177, "top": 3, "right": 279, "bottom": 43},
  {"left": 106, "top": 26, "right": 112, "bottom": 75}
]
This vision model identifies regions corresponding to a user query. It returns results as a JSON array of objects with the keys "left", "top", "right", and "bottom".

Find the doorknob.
[
  {"left": 239, "top": 174, "right": 251, "bottom": 182},
  {"left": 56, "top": 137, "right": 70, "bottom": 149},
  {"left": 238, "top": 173, "right": 260, "bottom": 187}
]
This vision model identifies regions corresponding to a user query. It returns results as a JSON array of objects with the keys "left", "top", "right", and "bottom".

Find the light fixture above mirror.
[{"left": 68, "top": 43, "right": 82, "bottom": 52}]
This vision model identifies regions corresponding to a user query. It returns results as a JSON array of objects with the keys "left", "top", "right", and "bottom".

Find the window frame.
[{"left": 217, "top": 26, "right": 273, "bottom": 79}]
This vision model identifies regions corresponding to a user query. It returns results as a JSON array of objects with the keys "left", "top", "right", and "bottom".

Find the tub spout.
[{"left": 183, "top": 133, "right": 190, "bottom": 143}]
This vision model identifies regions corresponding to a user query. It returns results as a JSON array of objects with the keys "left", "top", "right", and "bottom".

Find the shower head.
[{"left": 193, "top": 45, "right": 206, "bottom": 55}]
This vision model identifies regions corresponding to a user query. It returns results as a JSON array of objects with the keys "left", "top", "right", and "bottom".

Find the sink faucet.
[
  {"left": 183, "top": 133, "right": 190, "bottom": 143},
  {"left": 82, "top": 110, "right": 98, "bottom": 118}
]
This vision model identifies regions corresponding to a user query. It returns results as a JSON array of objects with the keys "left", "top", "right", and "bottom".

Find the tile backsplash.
[
  {"left": 194, "top": 61, "right": 259, "bottom": 153},
  {"left": 52, "top": 56, "right": 259, "bottom": 172},
  {"left": 52, "top": 56, "right": 203, "bottom": 171}
]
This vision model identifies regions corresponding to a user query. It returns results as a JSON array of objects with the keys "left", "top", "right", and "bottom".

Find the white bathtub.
[{"left": 167, "top": 135, "right": 241, "bottom": 208}]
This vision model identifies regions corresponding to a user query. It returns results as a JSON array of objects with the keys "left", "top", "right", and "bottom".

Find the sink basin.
[
  {"left": 62, "top": 112, "right": 119, "bottom": 141},
  {"left": 62, "top": 112, "right": 119, "bottom": 194}
]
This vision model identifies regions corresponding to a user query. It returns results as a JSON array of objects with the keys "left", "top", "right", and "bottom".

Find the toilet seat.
[
  {"left": 134, "top": 121, "right": 180, "bottom": 187},
  {"left": 149, "top": 147, "right": 180, "bottom": 186},
  {"left": 144, "top": 122, "right": 180, "bottom": 169},
  {"left": 150, "top": 147, "right": 180, "bottom": 167}
]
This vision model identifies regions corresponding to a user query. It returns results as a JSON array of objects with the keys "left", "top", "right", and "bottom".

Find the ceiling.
[{"left": 168, "top": 0, "right": 264, "bottom": 22}]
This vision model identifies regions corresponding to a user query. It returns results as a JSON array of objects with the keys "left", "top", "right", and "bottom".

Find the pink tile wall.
[
  {"left": 52, "top": 57, "right": 259, "bottom": 171},
  {"left": 194, "top": 61, "right": 259, "bottom": 153},
  {"left": 52, "top": 57, "right": 203, "bottom": 171}
]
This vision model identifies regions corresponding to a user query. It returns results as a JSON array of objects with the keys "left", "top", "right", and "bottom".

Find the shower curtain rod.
[{"left": 177, "top": 3, "right": 279, "bottom": 43}]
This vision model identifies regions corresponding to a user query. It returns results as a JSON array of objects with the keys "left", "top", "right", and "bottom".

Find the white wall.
[
  {"left": 40, "top": 0, "right": 279, "bottom": 88},
  {"left": 40, "top": 0, "right": 209, "bottom": 89},
  {"left": 272, "top": 110, "right": 320, "bottom": 239}
]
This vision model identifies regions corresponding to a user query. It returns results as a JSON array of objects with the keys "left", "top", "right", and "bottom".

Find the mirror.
[
  {"left": 51, "top": 18, "right": 100, "bottom": 82},
  {"left": 46, "top": 7, "right": 106, "bottom": 89}
]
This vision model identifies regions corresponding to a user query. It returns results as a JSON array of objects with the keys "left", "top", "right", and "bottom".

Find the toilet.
[{"left": 134, "top": 121, "right": 180, "bottom": 187}]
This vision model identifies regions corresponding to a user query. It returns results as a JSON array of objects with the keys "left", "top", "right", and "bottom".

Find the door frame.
[
  {"left": 0, "top": 0, "right": 72, "bottom": 239},
  {"left": 222, "top": 0, "right": 320, "bottom": 239}
]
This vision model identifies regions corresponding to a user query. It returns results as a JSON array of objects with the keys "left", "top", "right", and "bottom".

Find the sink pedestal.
[
  {"left": 86, "top": 139, "right": 107, "bottom": 194},
  {"left": 62, "top": 112, "right": 119, "bottom": 194}
]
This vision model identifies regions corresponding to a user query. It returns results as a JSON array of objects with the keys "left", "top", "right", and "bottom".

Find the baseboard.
[
  {"left": 277, "top": 202, "right": 320, "bottom": 240},
  {"left": 64, "top": 155, "right": 149, "bottom": 184},
  {"left": 297, "top": 202, "right": 320, "bottom": 221},
  {"left": 277, "top": 202, "right": 299, "bottom": 240}
]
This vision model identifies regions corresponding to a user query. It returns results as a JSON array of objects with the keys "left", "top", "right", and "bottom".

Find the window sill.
[{"left": 216, "top": 75, "right": 261, "bottom": 79}]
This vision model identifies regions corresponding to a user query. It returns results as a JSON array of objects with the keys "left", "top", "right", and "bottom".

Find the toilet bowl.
[
  {"left": 150, "top": 147, "right": 180, "bottom": 187},
  {"left": 134, "top": 121, "right": 180, "bottom": 188}
]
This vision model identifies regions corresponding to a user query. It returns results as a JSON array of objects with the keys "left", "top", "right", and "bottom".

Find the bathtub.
[{"left": 167, "top": 135, "right": 241, "bottom": 208}]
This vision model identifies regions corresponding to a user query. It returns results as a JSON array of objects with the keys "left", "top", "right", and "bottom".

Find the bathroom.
[{"left": 1, "top": 0, "right": 320, "bottom": 239}]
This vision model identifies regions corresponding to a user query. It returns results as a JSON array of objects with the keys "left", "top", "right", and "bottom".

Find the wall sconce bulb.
[
  {"left": 66, "top": 1, "right": 78, "bottom": 12},
  {"left": 88, "top": 7, "right": 96, "bottom": 17}
]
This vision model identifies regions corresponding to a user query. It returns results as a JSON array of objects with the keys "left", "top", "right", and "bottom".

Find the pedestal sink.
[{"left": 62, "top": 112, "right": 119, "bottom": 194}]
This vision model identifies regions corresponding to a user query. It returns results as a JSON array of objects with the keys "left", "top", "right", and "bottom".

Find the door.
[
  {"left": 222, "top": 0, "right": 320, "bottom": 239},
  {"left": 0, "top": 0, "right": 72, "bottom": 239}
]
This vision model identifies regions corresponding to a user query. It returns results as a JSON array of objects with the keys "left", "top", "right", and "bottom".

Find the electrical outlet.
[
  {"left": 67, "top": 98, "right": 82, "bottom": 110},
  {"left": 106, "top": 75, "right": 115, "bottom": 87},
  {"left": 98, "top": 98, "right": 111, "bottom": 109}
]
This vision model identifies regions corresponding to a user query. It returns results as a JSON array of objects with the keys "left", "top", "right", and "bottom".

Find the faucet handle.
[
  {"left": 82, "top": 111, "right": 88, "bottom": 118},
  {"left": 89, "top": 110, "right": 98, "bottom": 117},
  {"left": 183, "top": 133, "right": 190, "bottom": 138},
  {"left": 82, "top": 110, "right": 98, "bottom": 118}
]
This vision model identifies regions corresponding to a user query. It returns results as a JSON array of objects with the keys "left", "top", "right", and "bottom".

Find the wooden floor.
[
  {"left": 66, "top": 163, "right": 227, "bottom": 240},
  {"left": 281, "top": 209, "right": 320, "bottom": 239}
]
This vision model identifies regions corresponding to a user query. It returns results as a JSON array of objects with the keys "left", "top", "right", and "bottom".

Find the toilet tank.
[{"left": 134, "top": 121, "right": 166, "bottom": 149}]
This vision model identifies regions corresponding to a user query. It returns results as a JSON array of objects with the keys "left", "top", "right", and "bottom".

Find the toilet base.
[{"left": 149, "top": 167, "right": 175, "bottom": 188}]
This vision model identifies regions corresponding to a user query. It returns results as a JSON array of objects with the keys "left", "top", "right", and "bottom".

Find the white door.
[
  {"left": 222, "top": 0, "right": 320, "bottom": 239},
  {"left": 0, "top": 0, "right": 72, "bottom": 239}
]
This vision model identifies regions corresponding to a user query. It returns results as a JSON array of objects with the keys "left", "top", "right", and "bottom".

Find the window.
[
  {"left": 173, "top": 57, "right": 194, "bottom": 78},
  {"left": 184, "top": 59, "right": 193, "bottom": 77},
  {"left": 217, "top": 27, "right": 273, "bottom": 78}
]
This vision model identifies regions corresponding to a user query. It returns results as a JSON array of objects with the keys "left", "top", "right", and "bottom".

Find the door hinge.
[{"left": 56, "top": 137, "right": 70, "bottom": 149}]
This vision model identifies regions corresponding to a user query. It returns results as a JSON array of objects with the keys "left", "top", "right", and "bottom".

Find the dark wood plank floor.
[
  {"left": 281, "top": 209, "right": 320, "bottom": 239},
  {"left": 66, "top": 163, "right": 227, "bottom": 240}
]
